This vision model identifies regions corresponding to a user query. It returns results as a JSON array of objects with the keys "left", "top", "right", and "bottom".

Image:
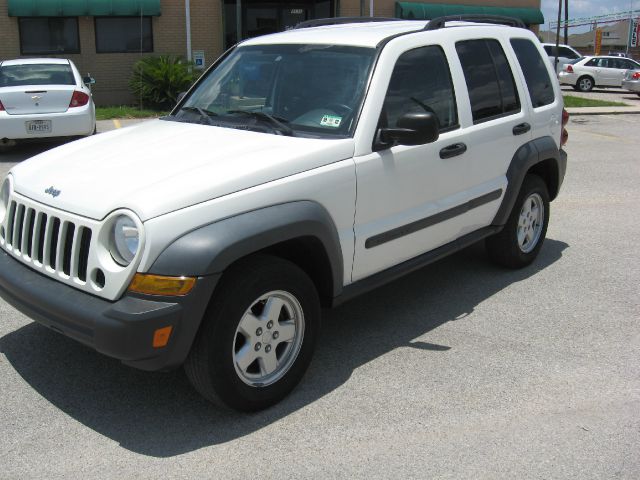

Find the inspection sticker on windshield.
[{"left": 320, "top": 115, "right": 342, "bottom": 128}]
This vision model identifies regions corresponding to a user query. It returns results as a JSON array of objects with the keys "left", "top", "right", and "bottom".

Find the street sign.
[
  {"left": 193, "top": 50, "right": 205, "bottom": 70},
  {"left": 631, "top": 18, "right": 639, "bottom": 47}
]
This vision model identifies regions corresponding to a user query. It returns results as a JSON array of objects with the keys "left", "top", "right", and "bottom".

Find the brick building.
[{"left": 0, "top": 0, "right": 543, "bottom": 105}]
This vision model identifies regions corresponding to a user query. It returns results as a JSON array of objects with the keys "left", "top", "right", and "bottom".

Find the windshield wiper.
[
  {"left": 227, "top": 110, "right": 294, "bottom": 136},
  {"left": 179, "top": 106, "right": 218, "bottom": 125}
]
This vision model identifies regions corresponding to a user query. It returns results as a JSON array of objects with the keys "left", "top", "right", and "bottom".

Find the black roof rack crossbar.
[
  {"left": 294, "top": 17, "right": 404, "bottom": 29},
  {"left": 424, "top": 15, "right": 526, "bottom": 31}
]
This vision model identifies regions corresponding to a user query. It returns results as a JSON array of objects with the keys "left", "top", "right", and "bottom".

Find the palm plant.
[{"left": 130, "top": 55, "right": 197, "bottom": 110}]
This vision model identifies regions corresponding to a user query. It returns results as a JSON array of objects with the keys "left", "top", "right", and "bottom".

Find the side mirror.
[
  {"left": 377, "top": 111, "right": 439, "bottom": 149},
  {"left": 83, "top": 75, "right": 96, "bottom": 85}
]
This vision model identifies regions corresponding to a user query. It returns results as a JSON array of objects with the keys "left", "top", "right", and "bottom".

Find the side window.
[
  {"left": 510, "top": 39, "right": 554, "bottom": 108},
  {"left": 585, "top": 58, "right": 599, "bottom": 67},
  {"left": 559, "top": 47, "right": 580, "bottom": 59},
  {"left": 381, "top": 45, "right": 458, "bottom": 131},
  {"left": 456, "top": 39, "right": 521, "bottom": 123},
  {"left": 543, "top": 45, "right": 553, "bottom": 55}
]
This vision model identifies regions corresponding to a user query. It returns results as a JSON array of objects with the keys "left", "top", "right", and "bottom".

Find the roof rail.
[
  {"left": 294, "top": 17, "right": 404, "bottom": 29},
  {"left": 424, "top": 15, "right": 526, "bottom": 31}
]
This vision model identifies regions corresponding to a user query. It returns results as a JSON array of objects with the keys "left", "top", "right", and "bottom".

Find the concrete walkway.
[{"left": 566, "top": 106, "right": 640, "bottom": 115}]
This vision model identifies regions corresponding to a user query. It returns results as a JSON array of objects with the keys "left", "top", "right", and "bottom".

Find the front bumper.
[
  {"left": 622, "top": 79, "right": 640, "bottom": 92},
  {"left": 0, "top": 249, "right": 219, "bottom": 371},
  {"left": 0, "top": 106, "right": 95, "bottom": 140}
]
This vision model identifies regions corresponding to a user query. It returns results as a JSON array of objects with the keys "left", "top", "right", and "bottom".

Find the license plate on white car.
[{"left": 25, "top": 120, "right": 52, "bottom": 134}]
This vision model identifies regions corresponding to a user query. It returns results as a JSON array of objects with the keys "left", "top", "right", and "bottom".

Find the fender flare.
[
  {"left": 149, "top": 201, "right": 344, "bottom": 297},
  {"left": 492, "top": 136, "right": 564, "bottom": 226}
]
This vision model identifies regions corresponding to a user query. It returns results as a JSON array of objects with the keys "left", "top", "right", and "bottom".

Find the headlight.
[
  {"left": 110, "top": 215, "right": 140, "bottom": 265},
  {"left": 0, "top": 178, "right": 10, "bottom": 224}
]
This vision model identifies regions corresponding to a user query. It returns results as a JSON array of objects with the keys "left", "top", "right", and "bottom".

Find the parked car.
[
  {"left": 0, "top": 16, "right": 568, "bottom": 411},
  {"left": 622, "top": 68, "right": 640, "bottom": 96},
  {"left": 559, "top": 55, "right": 640, "bottom": 91},
  {"left": 542, "top": 43, "right": 582, "bottom": 73},
  {"left": 0, "top": 58, "right": 96, "bottom": 143},
  {"left": 607, "top": 51, "right": 630, "bottom": 58}
]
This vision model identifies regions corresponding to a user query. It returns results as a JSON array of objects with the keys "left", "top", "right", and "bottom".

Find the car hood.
[{"left": 9, "top": 119, "right": 355, "bottom": 221}]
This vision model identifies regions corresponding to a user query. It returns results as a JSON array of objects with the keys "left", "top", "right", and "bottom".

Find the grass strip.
[
  {"left": 563, "top": 96, "right": 629, "bottom": 108},
  {"left": 96, "top": 106, "right": 168, "bottom": 120}
]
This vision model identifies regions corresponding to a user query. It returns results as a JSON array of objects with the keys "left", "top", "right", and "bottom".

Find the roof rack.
[
  {"left": 424, "top": 15, "right": 526, "bottom": 31},
  {"left": 294, "top": 17, "right": 403, "bottom": 29}
]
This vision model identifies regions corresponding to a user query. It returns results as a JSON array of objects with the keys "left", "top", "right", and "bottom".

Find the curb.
[{"left": 566, "top": 108, "right": 640, "bottom": 116}]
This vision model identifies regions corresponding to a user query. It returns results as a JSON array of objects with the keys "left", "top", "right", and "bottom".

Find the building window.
[
  {"left": 95, "top": 17, "right": 153, "bottom": 53},
  {"left": 18, "top": 17, "right": 80, "bottom": 55}
]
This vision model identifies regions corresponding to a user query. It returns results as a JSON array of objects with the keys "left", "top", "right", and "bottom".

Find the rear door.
[{"left": 509, "top": 38, "right": 561, "bottom": 146}]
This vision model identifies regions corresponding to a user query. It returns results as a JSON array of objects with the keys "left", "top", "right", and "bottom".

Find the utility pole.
[
  {"left": 555, "top": 0, "right": 562, "bottom": 72},
  {"left": 564, "top": 0, "right": 569, "bottom": 44},
  {"left": 626, "top": 0, "right": 634, "bottom": 55}
]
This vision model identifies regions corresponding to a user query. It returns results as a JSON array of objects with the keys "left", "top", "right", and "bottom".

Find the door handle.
[
  {"left": 512, "top": 123, "right": 531, "bottom": 136},
  {"left": 439, "top": 143, "right": 467, "bottom": 159}
]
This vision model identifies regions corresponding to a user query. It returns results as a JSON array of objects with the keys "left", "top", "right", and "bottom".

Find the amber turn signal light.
[
  {"left": 128, "top": 273, "right": 196, "bottom": 296},
  {"left": 153, "top": 326, "right": 173, "bottom": 348}
]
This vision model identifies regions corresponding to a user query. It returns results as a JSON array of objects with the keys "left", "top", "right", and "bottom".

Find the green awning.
[
  {"left": 8, "top": 0, "right": 161, "bottom": 17},
  {"left": 395, "top": 2, "right": 544, "bottom": 25}
]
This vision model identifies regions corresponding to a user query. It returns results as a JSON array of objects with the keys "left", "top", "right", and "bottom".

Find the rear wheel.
[
  {"left": 185, "top": 255, "right": 320, "bottom": 411},
  {"left": 577, "top": 76, "right": 594, "bottom": 92},
  {"left": 486, "top": 174, "right": 550, "bottom": 268}
]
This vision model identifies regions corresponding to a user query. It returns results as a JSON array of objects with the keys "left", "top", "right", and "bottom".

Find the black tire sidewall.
[
  {"left": 504, "top": 175, "right": 550, "bottom": 266},
  {"left": 578, "top": 76, "right": 593, "bottom": 92},
  {"left": 202, "top": 256, "right": 320, "bottom": 411}
]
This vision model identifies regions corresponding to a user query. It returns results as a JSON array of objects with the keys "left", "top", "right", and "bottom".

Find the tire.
[
  {"left": 577, "top": 76, "right": 594, "bottom": 92},
  {"left": 486, "top": 174, "right": 550, "bottom": 269},
  {"left": 185, "top": 254, "right": 321, "bottom": 411}
]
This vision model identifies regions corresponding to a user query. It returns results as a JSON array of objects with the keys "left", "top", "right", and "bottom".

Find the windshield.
[
  {"left": 0, "top": 64, "right": 76, "bottom": 87},
  {"left": 171, "top": 44, "right": 376, "bottom": 137}
]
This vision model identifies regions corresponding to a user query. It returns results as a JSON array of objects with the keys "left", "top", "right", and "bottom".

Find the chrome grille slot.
[
  {"left": 13, "top": 203, "right": 25, "bottom": 252},
  {"left": 77, "top": 227, "right": 92, "bottom": 282}
]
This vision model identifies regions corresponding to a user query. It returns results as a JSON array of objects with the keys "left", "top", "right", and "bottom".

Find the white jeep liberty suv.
[{"left": 0, "top": 16, "right": 568, "bottom": 411}]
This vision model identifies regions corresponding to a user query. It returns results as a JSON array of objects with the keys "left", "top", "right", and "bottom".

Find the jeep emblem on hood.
[{"left": 45, "top": 186, "right": 61, "bottom": 198}]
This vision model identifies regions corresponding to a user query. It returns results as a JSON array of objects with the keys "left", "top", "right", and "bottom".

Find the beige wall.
[
  {"left": 338, "top": 0, "right": 540, "bottom": 18},
  {"left": 0, "top": 0, "right": 223, "bottom": 106}
]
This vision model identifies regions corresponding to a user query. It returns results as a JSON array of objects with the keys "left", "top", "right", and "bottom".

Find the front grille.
[{"left": 2, "top": 199, "right": 93, "bottom": 283}]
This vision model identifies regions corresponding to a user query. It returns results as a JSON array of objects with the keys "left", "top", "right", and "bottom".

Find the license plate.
[{"left": 25, "top": 120, "right": 52, "bottom": 134}]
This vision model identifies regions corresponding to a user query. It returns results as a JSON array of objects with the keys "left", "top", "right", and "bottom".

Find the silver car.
[
  {"left": 622, "top": 69, "right": 640, "bottom": 96},
  {"left": 558, "top": 55, "right": 640, "bottom": 92}
]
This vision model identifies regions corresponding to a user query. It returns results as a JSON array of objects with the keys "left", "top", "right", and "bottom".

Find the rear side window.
[
  {"left": 382, "top": 45, "right": 458, "bottom": 131},
  {"left": 559, "top": 47, "right": 580, "bottom": 59},
  {"left": 510, "top": 39, "right": 555, "bottom": 108},
  {"left": 456, "top": 39, "right": 520, "bottom": 123}
]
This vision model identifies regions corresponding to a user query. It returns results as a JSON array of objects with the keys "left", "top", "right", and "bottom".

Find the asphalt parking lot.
[{"left": 0, "top": 115, "right": 639, "bottom": 479}]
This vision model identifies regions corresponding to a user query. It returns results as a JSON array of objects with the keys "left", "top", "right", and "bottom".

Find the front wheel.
[
  {"left": 185, "top": 255, "right": 320, "bottom": 411},
  {"left": 486, "top": 174, "right": 550, "bottom": 268}
]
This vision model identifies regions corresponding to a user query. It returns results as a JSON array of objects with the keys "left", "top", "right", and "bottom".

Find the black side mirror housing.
[
  {"left": 376, "top": 111, "right": 440, "bottom": 149},
  {"left": 83, "top": 76, "right": 96, "bottom": 85}
]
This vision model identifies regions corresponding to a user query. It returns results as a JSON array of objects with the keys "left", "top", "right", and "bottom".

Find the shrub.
[{"left": 130, "top": 55, "right": 197, "bottom": 110}]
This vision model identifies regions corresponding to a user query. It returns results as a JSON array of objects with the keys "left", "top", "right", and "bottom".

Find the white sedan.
[
  {"left": 559, "top": 55, "right": 640, "bottom": 92},
  {"left": 0, "top": 58, "right": 96, "bottom": 142}
]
